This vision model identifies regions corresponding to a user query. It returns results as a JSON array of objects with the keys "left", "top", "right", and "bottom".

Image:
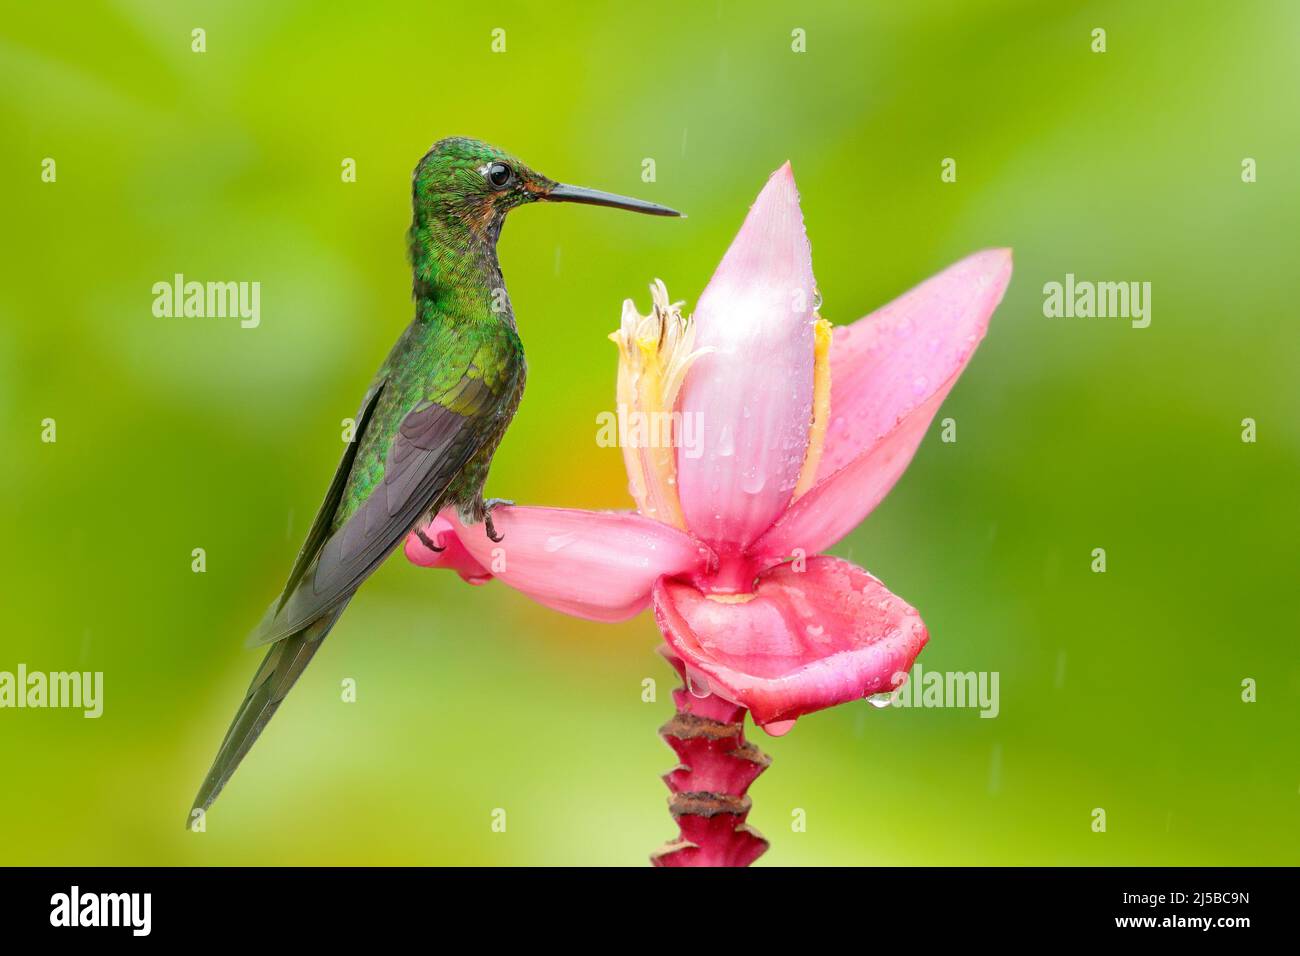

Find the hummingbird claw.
[
  {"left": 415, "top": 527, "right": 445, "bottom": 553},
  {"left": 483, "top": 498, "right": 514, "bottom": 543}
]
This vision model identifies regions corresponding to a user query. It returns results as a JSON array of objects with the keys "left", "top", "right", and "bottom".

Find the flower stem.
[{"left": 651, "top": 648, "right": 770, "bottom": 867}]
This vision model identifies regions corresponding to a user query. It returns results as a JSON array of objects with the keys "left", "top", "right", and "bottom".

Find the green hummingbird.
[{"left": 190, "top": 137, "right": 680, "bottom": 822}]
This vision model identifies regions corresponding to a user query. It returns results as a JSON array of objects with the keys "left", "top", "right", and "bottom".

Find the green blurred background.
[{"left": 2, "top": 0, "right": 1297, "bottom": 866}]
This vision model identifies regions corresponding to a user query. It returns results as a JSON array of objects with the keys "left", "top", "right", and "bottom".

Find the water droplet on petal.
[
  {"left": 741, "top": 467, "right": 766, "bottom": 495},
  {"left": 867, "top": 692, "right": 893, "bottom": 709},
  {"left": 686, "top": 670, "right": 711, "bottom": 698},
  {"left": 762, "top": 719, "right": 797, "bottom": 737},
  {"left": 543, "top": 532, "right": 578, "bottom": 553}
]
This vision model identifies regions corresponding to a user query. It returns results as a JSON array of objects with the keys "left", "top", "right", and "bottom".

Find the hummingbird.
[{"left": 190, "top": 137, "right": 681, "bottom": 822}]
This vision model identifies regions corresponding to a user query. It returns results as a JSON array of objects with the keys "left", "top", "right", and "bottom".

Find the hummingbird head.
[{"left": 412, "top": 137, "right": 682, "bottom": 247}]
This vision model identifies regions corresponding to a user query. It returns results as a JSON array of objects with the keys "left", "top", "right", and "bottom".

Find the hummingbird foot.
[
  {"left": 482, "top": 498, "right": 514, "bottom": 543},
  {"left": 414, "top": 527, "right": 445, "bottom": 553}
]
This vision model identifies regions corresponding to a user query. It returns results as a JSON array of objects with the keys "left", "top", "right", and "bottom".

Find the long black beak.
[{"left": 545, "top": 182, "right": 683, "bottom": 217}]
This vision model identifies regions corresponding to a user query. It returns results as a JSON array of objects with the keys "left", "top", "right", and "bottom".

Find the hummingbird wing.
[
  {"left": 193, "top": 348, "right": 520, "bottom": 817},
  {"left": 248, "top": 358, "right": 517, "bottom": 647},
  {"left": 189, "top": 376, "right": 386, "bottom": 818},
  {"left": 274, "top": 374, "right": 389, "bottom": 611}
]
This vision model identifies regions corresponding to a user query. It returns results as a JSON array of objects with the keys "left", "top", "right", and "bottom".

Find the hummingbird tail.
[{"left": 188, "top": 601, "right": 348, "bottom": 827}]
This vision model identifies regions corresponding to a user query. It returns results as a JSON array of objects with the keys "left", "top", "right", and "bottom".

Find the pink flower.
[{"left": 407, "top": 163, "right": 1012, "bottom": 733}]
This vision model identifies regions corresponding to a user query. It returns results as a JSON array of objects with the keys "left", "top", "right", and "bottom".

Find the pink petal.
[
  {"left": 750, "top": 387, "right": 944, "bottom": 561},
  {"left": 676, "top": 162, "right": 817, "bottom": 558},
  {"left": 441, "top": 506, "right": 709, "bottom": 623},
  {"left": 751, "top": 249, "right": 1012, "bottom": 560},
  {"left": 652, "top": 556, "right": 928, "bottom": 727},
  {"left": 818, "top": 248, "right": 1012, "bottom": 479},
  {"left": 404, "top": 513, "right": 493, "bottom": 585}
]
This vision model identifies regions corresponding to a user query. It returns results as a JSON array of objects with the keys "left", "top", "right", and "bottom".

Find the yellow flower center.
[
  {"left": 792, "top": 315, "right": 833, "bottom": 500},
  {"left": 609, "top": 282, "right": 832, "bottom": 527},
  {"left": 608, "top": 280, "right": 711, "bottom": 529}
]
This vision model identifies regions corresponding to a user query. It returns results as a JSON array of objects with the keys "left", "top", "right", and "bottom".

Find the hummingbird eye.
[{"left": 486, "top": 161, "right": 515, "bottom": 190}]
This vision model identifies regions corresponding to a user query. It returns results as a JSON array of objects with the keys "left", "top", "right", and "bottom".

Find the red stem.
[{"left": 651, "top": 648, "right": 770, "bottom": 867}]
